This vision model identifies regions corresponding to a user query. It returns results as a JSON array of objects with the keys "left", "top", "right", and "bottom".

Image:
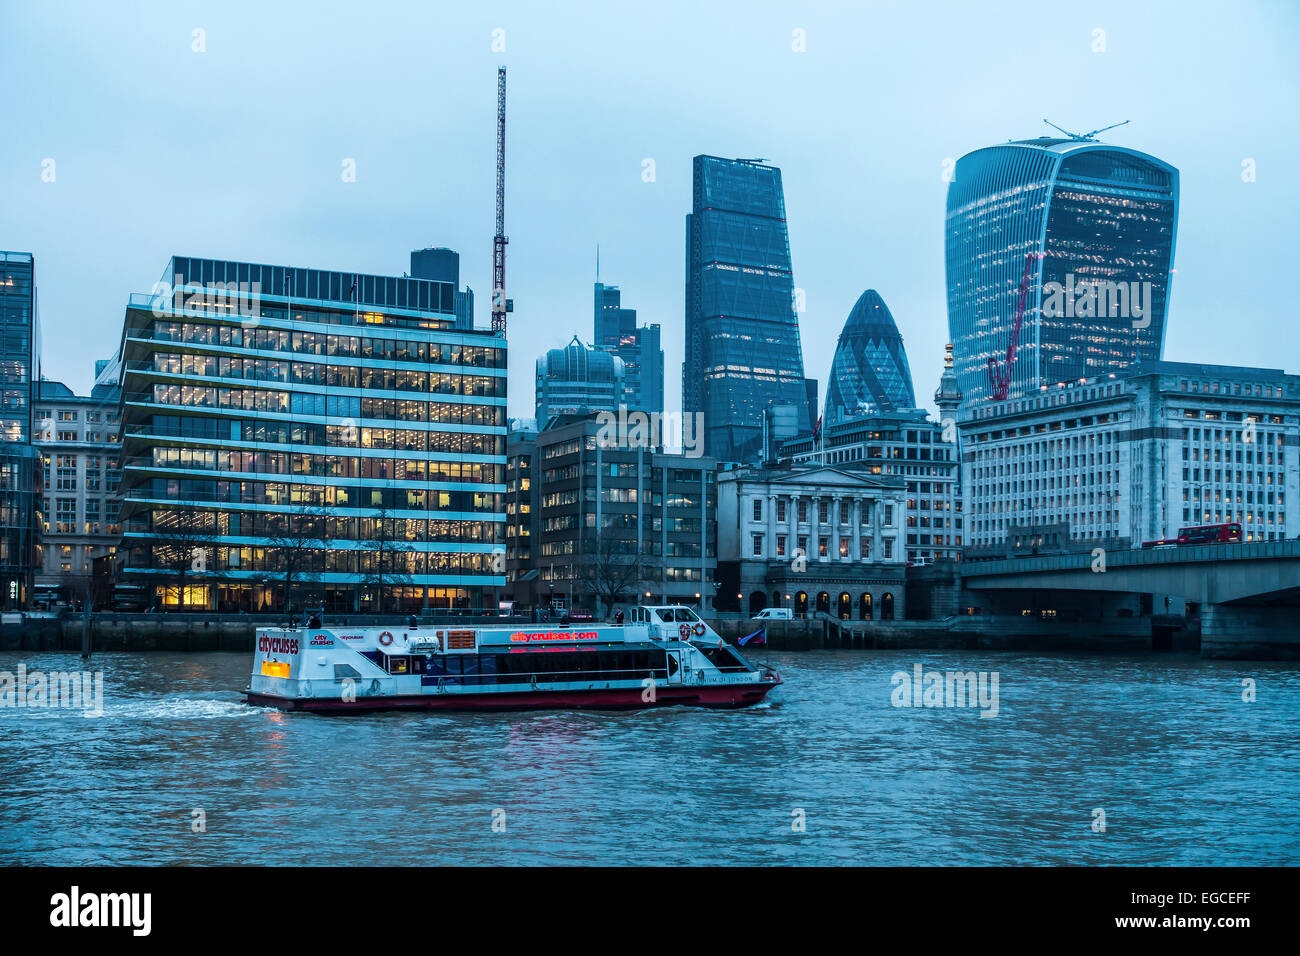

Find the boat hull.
[{"left": 246, "top": 680, "right": 779, "bottom": 713}]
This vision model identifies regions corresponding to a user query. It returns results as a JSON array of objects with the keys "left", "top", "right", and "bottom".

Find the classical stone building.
[{"left": 717, "top": 464, "right": 908, "bottom": 619}]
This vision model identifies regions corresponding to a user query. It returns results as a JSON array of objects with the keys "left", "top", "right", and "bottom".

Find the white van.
[{"left": 752, "top": 608, "right": 793, "bottom": 621}]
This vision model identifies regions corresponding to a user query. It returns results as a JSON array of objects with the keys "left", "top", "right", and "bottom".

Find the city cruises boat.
[{"left": 244, "top": 605, "right": 782, "bottom": 713}]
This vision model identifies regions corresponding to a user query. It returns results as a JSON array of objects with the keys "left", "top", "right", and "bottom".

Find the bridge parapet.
[{"left": 961, "top": 539, "right": 1300, "bottom": 579}]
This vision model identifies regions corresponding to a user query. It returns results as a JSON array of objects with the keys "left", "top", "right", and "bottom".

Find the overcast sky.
[{"left": 3, "top": 0, "right": 1297, "bottom": 419}]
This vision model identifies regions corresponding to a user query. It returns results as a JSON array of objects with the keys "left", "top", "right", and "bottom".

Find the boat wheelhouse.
[{"left": 245, "top": 605, "right": 781, "bottom": 712}]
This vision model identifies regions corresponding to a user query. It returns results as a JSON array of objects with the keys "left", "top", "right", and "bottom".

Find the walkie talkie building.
[
  {"left": 685, "top": 156, "right": 811, "bottom": 462},
  {"left": 945, "top": 137, "right": 1179, "bottom": 407}
]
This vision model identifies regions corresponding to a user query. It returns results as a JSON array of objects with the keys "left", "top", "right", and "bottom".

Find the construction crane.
[
  {"left": 1042, "top": 118, "right": 1129, "bottom": 142},
  {"left": 986, "top": 252, "right": 1042, "bottom": 401},
  {"left": 491, "top": 67, "right": 511, "bottom": 336}
]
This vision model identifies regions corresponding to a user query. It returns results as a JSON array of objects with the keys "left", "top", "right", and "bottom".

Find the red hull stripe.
[{"left": 246, "top": 682, "right": 779, "bottom": 713}]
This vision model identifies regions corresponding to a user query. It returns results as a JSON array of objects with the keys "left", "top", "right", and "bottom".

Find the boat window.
[
  {"left": 388, "top": 656, "right": 410, "bottom": 675},
  {"left": 333, "top": 663, "right": 361, "bottom": 682}
]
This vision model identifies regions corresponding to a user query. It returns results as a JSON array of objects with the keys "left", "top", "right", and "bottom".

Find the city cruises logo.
[
  {"left": 258, "top": 635, "right": 300, "bottom": 655},
  {"left": 509, "top": 631, "right": 599, "bottom": 643},
  {"left": 150, "top": 272, "right": 262, "bottom": 322},
  {"left": 890, "top": 663, "right": 1000, "bottom": 718},
  {"left": 595, "top": 406, "right": 705, "bottom": 459},
  {"left": 0, "top": 664, "right": 104, "bottom": 717},
  {"left": 1041, "top": 273, "right": 1153, "bottom": 329}
]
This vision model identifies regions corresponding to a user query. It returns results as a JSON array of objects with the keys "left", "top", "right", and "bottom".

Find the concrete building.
[
  {"left": 717, "top": 464, "right": 908, "bottom": 619},
  {"left": 33, "top": 372, "right": 122, "bottom": 605},
  {"left": 781, "top": 406, "right": 962, "bottom": 565},
  {"left": 504, "top": 420, "right": 539, "bottom": 609},
  {"left": 530, "top": 414, "right": 717, "bottom": 615},
  {"left": 960, "top": 361, "right": 1299, "bottom": 552}
]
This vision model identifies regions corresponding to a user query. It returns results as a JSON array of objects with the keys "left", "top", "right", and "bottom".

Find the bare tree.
[
  {"left": 577, "top": 533, "right": 645, "bottom": 616},
  {"left": 360, "top": 504, "right": 411, "bottom": 614},
  {"left": 149, "top": 509, "right": 220, "bottom": 609},
  {"left": 263, "top": 507, "right": 328, "bottom": 613}
]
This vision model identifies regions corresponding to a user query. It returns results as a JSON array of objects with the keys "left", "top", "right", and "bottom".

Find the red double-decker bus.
[{"left": 1176, "top": 523, "right": 1243, "bottom": 545}]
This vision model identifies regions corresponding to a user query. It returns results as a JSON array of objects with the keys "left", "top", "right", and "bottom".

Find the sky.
[{"left": 3, "top": 0, "right": 1298, "bottom": 420}]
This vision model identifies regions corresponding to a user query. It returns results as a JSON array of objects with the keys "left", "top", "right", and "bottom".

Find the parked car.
[{"left": 752, "top": 608, "right": 793, "bottom": 621}]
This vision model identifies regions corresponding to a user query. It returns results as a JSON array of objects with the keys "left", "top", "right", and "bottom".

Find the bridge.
[
  {"left": 959, "top": 540, "right": 1300, "bottom": 658},
  {"left": 961, "top": 541, "right": 1300, "bottom": 660}
]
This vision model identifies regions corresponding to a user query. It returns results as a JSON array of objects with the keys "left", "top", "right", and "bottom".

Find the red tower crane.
[
  {"left": 491, "top": 67, "right": 510, "bottom": 336},
  {"left": 987, "top": 251, "right": 1042, "bottom": 401}
]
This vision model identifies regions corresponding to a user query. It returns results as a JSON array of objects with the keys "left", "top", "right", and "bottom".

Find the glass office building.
[
  {"left": 116, "top": 255, "right": 507, "bottom": 613},
  {"left": 824, "top": 290, "right": 916, "bottom": 423},
  {"left": 685, "top": 156, "right": 811, "bottom": 462},
  {"left": 945, "top": 137, "right": 1179, "bottom": 406},
  {"left": 0, "top": 252, "right": 41, "bottom": 609},
  {"left": 535, "top": 335, "right": 624, "bottom": 423},
  {"left": 593, "top": 282, "right": 664, "bottom": 415}
]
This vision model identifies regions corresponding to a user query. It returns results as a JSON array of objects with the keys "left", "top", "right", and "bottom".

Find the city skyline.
[{"left": 3, "top": 1, "right": 1298, "bottom": 423}]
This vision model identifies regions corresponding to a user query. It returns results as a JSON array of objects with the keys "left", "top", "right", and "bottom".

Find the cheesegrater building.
[
  {"left": 945, "top": 135, "right": 1179, "bottom": 407},
  {"left": 684, "top": 156, "right": 812, "bottom": 462},
  {"left": 115, "top": 255, "right": 507, "bottom": 613}
]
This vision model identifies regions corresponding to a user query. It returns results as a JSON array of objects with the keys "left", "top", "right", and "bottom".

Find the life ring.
[
  {"left": 678, "top": 623, "right": 692, "bottom": 639},
  {"left": 378, "top": 631, "right": 394, "bottom": 646},
  {"left": 692, "top": 623, "right": 706, "bottom": 636}
]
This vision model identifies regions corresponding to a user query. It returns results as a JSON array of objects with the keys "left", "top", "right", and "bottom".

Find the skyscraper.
[
  {"left": 535, "top": 335, "right": 625, "bottom": 423},
  {"left": 945, "top": 135, "right": 1179, "bottom": 406},
  {"left": 410, "top": 246, "right": 475, "bottom": 330},
  {"left": 824, "top": 290, "right": 916, "bottom": 423},
  {"left": 685, "top": 155, "right": 811, "bottom": 462},
  {"left": 593, "top": 282, "right": 664, "bottom": 414}
]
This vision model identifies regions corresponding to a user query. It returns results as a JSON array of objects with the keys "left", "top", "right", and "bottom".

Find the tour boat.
[{"left": 244, "top": 605, "right": 782, "bottom": 713}]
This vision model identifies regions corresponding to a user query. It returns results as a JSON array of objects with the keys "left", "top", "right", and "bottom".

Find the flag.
[
  {"left": 738, "top": 627, "right": 766, "bottom": 647},
  {"left": 812, "top": 414, "right": 822, "bottom": 442}
]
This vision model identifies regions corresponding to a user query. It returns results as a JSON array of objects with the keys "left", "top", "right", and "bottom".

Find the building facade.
[
  {"left": 945, "top": 136, "right": 1179, "bottom": 407},
  {"left": 535, "top": 335, "right": 625, "bottom": 423},
  {"left": 717, "top": 465, "right": 907, "bottom": 619},
  {"left": 824, "top": 290, "right": 916, "bottom": 423},
  {"left": 781, "top": 407, "right": 963, "bottom": 564},
  {"left": 33, "top": 375, "right": 122, "bottom": 605},
  {"left": 531, "top": 415, "right": 717, "bottom": 614},
  {"left": 409, "top": 247, "right": 475, "bottom": 330},
  {"left": 593, "top": 281, "right": 664, "bottom": 415},
  {"left": 504, "top": 420, "right": 539, "bottom": 608},
  {"left": 960, "top": 361, "right": 1299, "bottom": 552},
  {"left": 684, "top": 155, "right": 812, "bottom": 461},
  {"left": 116, "top": 254, "right": 507, "bottom": 613},
  {"left": 0, "top": 251, "right": 41, "bottom": 609}
]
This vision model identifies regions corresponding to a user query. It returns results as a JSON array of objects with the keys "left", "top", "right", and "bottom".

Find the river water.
[{"left": 1, "top": 649, "right": 1296, "bottom": 865}]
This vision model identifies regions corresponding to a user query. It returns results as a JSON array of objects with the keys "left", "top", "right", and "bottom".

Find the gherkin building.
[{"left": 824, "top": 290, "right": 916, "bottom": 423}]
